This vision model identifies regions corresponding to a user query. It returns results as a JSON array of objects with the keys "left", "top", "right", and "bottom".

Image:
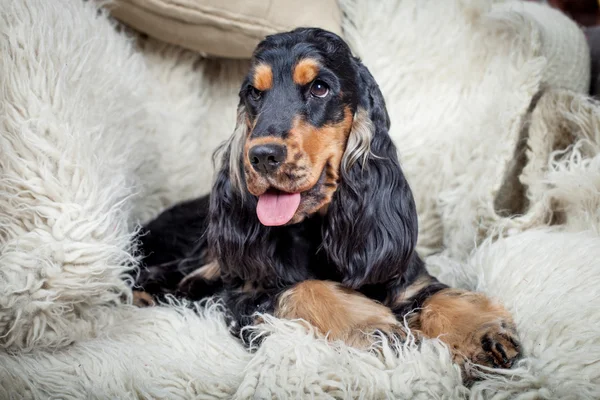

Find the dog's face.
[{"left": 237, "top": 29, "right": 360, "bottom": 226}]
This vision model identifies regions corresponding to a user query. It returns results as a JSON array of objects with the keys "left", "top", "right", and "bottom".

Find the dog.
[{"left": 135, "top": 27, "right": 521, "bottom": 381}]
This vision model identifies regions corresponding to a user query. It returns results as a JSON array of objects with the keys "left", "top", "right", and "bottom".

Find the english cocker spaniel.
[{"left": 135, "top": 27, "right": 521, "bottom": 381}]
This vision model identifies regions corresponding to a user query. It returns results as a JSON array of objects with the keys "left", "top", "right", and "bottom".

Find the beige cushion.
[{"left": 108, "top": 0, "right": 342, "bottom": 59}]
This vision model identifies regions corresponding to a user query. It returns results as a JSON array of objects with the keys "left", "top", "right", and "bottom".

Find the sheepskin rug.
[{"left": 1, "top": 0, "right": 600, "bottom": 398}]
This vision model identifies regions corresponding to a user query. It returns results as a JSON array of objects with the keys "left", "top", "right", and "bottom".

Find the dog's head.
[
  {"left": 212, "top": 28, "right": 418, "bottom": 287},
  {"left": 227, "top": 28, "right": 374, "bottom": 226}
]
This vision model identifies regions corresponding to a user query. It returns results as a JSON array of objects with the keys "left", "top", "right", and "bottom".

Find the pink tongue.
[{"left": 256, "top": 191, "right": 301, "bottom": 226}]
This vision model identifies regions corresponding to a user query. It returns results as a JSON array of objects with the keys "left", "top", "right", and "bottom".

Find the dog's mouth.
[
  {"left": 254, "top": 167, "right": 328, "bottom": 227},
  {"left": 256, "top": 189, "right": 302, "bottom": 226}
]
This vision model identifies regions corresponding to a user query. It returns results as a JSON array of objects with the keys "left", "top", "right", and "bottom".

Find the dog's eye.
[
  {"left": 310, "top": 80, "right": 329, "bottom": 98},
  {"left": 249, "top": 86, "right": 262, "bottom": 101}
]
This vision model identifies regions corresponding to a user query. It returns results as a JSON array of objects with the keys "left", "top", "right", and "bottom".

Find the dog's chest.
[{"left": 272, "top": 216, "right": 341, "bottom": 284}]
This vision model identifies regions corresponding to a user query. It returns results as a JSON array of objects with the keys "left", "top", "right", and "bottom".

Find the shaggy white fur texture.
[
  {"left": 1, "top": 0, "right": 600, "bottom": 398},
  {"left": 431, "top": 228, "right": 600, "bottom": 399},
  {"left": 342, "top": 0, "right": 590, "bottom": 259},
  {"left": 0, "top": 0, "right": 165, "bottom": 351}
]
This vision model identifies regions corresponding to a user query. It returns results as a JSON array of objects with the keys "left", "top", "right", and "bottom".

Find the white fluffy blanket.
[{"left": 2, "top": 0, "right": 600, "bottom": 398}]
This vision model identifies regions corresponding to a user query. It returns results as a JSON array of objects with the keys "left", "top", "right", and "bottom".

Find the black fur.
[
  {"left": 323, "top": 61, "right": 419, "bottom": 289},
  {"left": 135, "top": 196, "right": 222, "bottom": 299}
]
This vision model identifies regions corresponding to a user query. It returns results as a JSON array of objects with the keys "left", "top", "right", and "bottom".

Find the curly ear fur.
[
  {"left": 323, "top": 60, "right": 419, "bottom": 289},
  {"left": 208, "top": 119, "right": 267, "bottom": 283},
  {"left": 216, "top": 105, "right": 248, "bottom": 195},
  {"left": 208, "top": 106, "right": 311, "bottom": 286}
]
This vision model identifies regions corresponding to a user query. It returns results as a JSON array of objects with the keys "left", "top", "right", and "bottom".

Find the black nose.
[{"left": 249, "top": 144, "right": 286, "bottom": 174}]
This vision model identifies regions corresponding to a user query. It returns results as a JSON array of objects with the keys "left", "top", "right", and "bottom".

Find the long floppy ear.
[
  {"left": 208, "top": 104, "right": 261, "bottom": 281},
  {"left": 323, "top": 60, "right": 419, "bottom": 289},
  {"left": 208, "top": 103, "right": 301, "bottom": 285}
]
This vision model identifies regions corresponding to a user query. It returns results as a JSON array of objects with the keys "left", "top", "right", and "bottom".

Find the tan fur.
[
  {"left": 200, "top": 261, "right": 221, "bottom": 281},
  {"left": 299, "top": 112, "right": 350, "bottom": 168},
  {"left": 416, "top": 289, "right": 520, "bottom": 369},
  {"left": 241, "top": 280, "right": 265, "bottom": 293},
  {"left": 342, "top": 108, "right": 375, "bottom": 172},
  {"left": 276, "top": 280, "right": 404, "bottom": 349},
  {"left": 388, "top": 274, "right": 435, "bottom": 307},
  {"left": 275, "top": 282, "right": 520, "bottom": 374},
  {"left": 253, "top": 63, "right": 273, "bottom": 91},
  {"left": 243, "top": 107, "right": 353, "bottom": 223},
  {"left": 292, "top": 58, "right": 320, "bottom": 86},
  {"left": 179, "top": 261, "right": 221, "bottom": 291},
  {"left": 290, "top": 108, "right": 353, "bottom": 219},
  {"left": 225, "top": 106, "right": 251, "bottom": 194},
  {"left": 132, "top": 291, "right": 155, "bottom": 307}
]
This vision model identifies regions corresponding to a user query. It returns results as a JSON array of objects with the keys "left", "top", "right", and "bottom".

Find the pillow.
[{"left": 107, "top": 0, "right": 343, "bottom": 59}]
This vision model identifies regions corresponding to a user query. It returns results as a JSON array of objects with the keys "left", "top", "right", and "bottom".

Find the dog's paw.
[
  {"left": 417, "top": 289, "right": 522, "bottom": 383},
  {"left": 451, "top": 319, "right": 522, "bottom": 385},
  {"left": 471, "top": 321, "right": 521, "bottom": 369}
]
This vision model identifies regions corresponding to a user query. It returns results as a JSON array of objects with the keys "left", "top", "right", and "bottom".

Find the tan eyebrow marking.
[
  {"left": 293, "top": 58, "right": 320, "bottom": 86},
  {"left": 253, "top": 63, "right": 273, "bottom": 91}
]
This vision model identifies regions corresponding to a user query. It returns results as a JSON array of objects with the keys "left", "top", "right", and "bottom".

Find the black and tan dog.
[{"left": 135, "top": 28, "right": 521, "bottom": 380}]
